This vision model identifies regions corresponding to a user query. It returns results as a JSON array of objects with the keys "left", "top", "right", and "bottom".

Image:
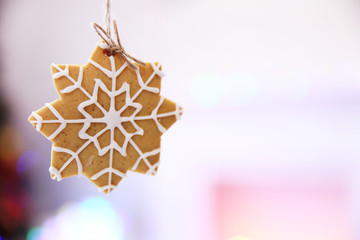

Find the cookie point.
[
  {"left": 49, "top": 166, "right": 62, "bottom": 181},
  {"left": 150, "top": 62, "right": 165, "bottom": 78},
  {"left": 99, "top": 188, "right": 112, "bottom": 195},
  {"left": 155, "top": 62, "right": 162, "bottom": 71},
  {"left": 50, "top": 64, "right": 57, "bottom": 73},
  {"left": 179, "top": 106, "right": 184, "bottom": 116},
  {"left": 28, "top": 113, "right": 35, "bottom": 122},
  {"left": 28, "top": 111, "right": 43, "bottom": 131},
  {"left": 29, "top": 121, "right": 37, "bottom": 130}
]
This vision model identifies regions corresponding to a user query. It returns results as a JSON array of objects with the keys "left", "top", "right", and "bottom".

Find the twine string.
[
  {"left": 105, "top": 0, "right": 111, "bottom": 35},
  {"left": 93, "top": 0, "right": 145, "bottom": 70}
]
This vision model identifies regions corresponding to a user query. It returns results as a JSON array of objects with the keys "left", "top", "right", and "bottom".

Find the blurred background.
[{"left": 1, "top": 0, "right": 360, "bottom": 239}]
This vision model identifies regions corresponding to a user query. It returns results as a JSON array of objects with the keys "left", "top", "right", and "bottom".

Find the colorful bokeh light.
[
  {"left": 27, "top": 227, "right": 41, "bottom": 240},
  {"left": 17, "top": 150, "right": 41, "bottom": 174},
  {"left": 30, "top": 197, "right": 124, "bottom": 240}
]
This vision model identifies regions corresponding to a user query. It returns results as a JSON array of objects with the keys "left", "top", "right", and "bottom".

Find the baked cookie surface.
[{"left": 29, "top": 43, "right": 183, "bottom": 194}]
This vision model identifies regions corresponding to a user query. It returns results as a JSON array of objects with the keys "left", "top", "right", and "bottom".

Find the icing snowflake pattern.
[{"left": 29, "top": 43, "right": 183, "bottom": 193}]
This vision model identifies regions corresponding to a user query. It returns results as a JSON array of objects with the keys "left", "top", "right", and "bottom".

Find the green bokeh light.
[{"left": 27, "top": 227, "right": 41, "bottom": 240}]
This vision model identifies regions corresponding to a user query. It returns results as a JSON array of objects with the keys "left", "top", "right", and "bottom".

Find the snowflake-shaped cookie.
[{"left": 28, "top": 43, "right": 183, "bottom": 193}]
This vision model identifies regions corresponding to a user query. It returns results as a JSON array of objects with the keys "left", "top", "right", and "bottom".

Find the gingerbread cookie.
[{"left": 28, "top": 42, "right": 183, "bottom": 193}]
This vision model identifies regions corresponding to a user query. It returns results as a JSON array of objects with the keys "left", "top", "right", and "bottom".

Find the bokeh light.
[
  {"left": 32, "top": 197, "right": 124, "bottom": 240},
  {"left": 17, "top": 150, "right": 41, "bottom": 174},
  {"left": 27, "top": 227, "right": 41, "bottom": 240}
]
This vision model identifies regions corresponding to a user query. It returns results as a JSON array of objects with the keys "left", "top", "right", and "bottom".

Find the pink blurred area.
[
  {"left": 215, "top": 175, "right": 353, "bottom": 240},
  {"left": 1, "top": 0, "right": 360, "bottom": 239}
]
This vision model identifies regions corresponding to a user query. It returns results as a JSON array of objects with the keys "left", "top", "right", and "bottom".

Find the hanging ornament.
[{"left": 28, "top": 0, "right": 183, "bottom": 194}]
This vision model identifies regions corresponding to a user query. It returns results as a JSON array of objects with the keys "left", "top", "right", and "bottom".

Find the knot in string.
[{"left": 93, "top": 0, "right": 145, "bottom": 70}]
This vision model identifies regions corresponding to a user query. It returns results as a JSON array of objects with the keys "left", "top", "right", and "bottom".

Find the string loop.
[{"left": 93, "top": 0, "right": 145, "bottom": 70}]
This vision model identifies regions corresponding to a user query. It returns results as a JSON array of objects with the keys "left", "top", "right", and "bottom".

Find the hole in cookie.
[
  {"left": 103, "top": 49, "right": 112, "bottom": 56},
  {"left": 84, "top": 103, "right": 105, "bottom": 118}
]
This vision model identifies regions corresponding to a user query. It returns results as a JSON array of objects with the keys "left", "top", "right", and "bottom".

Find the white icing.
[
  {"left": 134, "top": 69, "right": 160, "bottom": 95},
  {"left": 31, "top": 111, "right": 43, "bottom": 131},
  {"left": 150, "top": 62, "right": 165, "bottom": 78},
  {"left": 45, "top": 103, "right": 66, "bottom": 140},
  {"left": 131, "top": 146, "right": 161, "bottom": 175},
  {"left": 52, "top": 64, "right": 69, "bottom": 79},
  {"left": 151, "top": 97, "right": 167, "bottom": 133},
  {"left": 52, "top": 146, "right": 83, "bottom": 176},
  {"left": 29, "top": 43, "right": 182, "bottom": 192},
  {"left": 51, "top": 64, "right": 107, "bottom": 116},
  {"left": 60, "top": 66, "right": 83, "bottom": 94},
  {"left": 91, "top": 168, "right": 126, "bottom": 180},
  {"left": 175, "top": 104, "right": 182, "bottom": 121},
  {"left": 49, "top": 166, "right": 62, "bottom": 181}
]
